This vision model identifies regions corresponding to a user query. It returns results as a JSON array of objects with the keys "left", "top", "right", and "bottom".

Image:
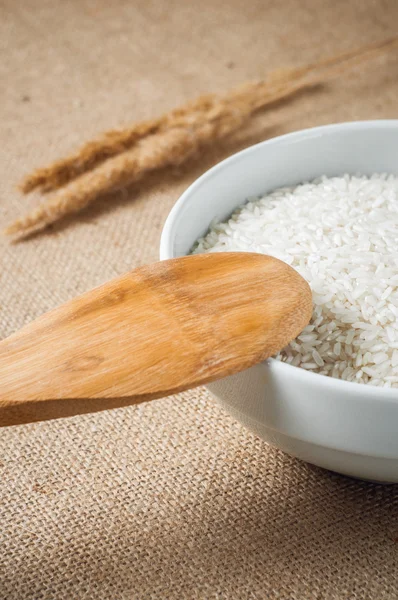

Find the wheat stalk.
[{"left": 6, "top": 36, "right": 398, "bottom": 239}]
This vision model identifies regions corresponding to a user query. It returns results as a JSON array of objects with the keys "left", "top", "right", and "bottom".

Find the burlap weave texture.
[{"left": 1, "top": 1, "right": 398, "bottom": 598}]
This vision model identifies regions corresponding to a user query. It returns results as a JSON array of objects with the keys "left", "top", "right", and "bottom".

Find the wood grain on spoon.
[{"left": 0, "top": 253, "right": 312, "bottom": 426}]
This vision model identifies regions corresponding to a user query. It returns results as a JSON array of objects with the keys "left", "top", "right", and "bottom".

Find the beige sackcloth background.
[{"left": 1, "top": 0, "right": 398, "bottom": 598}]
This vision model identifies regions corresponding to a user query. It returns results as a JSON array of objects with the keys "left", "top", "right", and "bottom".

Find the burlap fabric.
[{"left": 1, "top": 1, "right": 398, "bottom": 598}]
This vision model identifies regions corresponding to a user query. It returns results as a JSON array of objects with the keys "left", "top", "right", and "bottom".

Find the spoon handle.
[{"left": 0, "top": 260, "right": 193, "bottom": 425}]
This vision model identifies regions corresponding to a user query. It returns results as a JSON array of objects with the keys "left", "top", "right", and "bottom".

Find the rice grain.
[{"left": 193, "top": 174, "right": 398, "bottom": 387}]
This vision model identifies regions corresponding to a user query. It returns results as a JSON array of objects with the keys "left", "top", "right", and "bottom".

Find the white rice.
[{"left": 192, "top": 174, "right": 398, "bottom": 387}]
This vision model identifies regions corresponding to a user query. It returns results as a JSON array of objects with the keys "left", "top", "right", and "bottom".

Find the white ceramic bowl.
[{"left": 160, "top": 121, "right": 398, "bottom": 483}]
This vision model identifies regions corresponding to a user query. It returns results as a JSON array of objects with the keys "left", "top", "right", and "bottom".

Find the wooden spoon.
[{"left": 0, "top": 253, "right": 312, "bottom": 427}]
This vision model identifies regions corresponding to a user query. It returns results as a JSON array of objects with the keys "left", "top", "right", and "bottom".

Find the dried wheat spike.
[
  {"left": 19, "top": 36, "right": 398, "bottom": 196},
  {"left": 6, "top": 36, "right": 398, "bottom": 238},
  {"left": 7, "top": 80, "right": 311, "bottom": 237}
]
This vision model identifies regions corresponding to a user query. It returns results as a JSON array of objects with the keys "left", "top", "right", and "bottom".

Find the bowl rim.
[{"left": 160, "top": 119, "right": 398, "bottom": 401}]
